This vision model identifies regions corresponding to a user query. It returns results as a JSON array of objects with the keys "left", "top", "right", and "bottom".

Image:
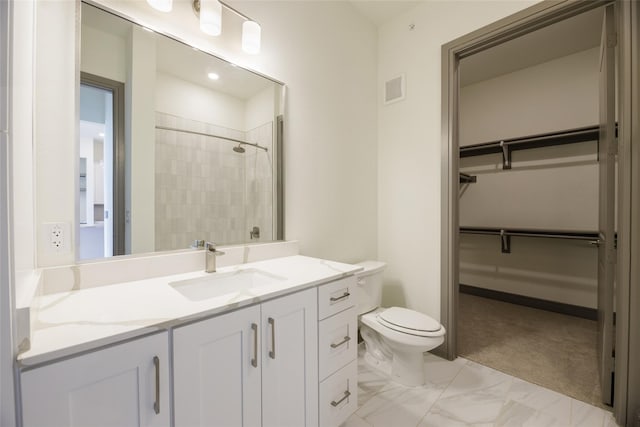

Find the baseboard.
[{"left": 459, "top": 284, "right": 597, "bottom": 321}]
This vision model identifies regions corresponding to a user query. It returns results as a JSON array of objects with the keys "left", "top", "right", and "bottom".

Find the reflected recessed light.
[
  {"left": 208, "top": 72, "right": 220, "bottom": 80},
  {"left": 98, "top": 132, "right": 105, "bottom": 137}
]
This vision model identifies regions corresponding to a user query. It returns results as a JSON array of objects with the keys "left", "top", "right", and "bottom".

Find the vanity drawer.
[
  {"left": 319, "top": 306, "right": 357, "bottom": 380},
  {"left": 318, "top": 276, "right": 356, "bottom": 320},
  {"left": 319, "top": 359, "right": 358, "bottom": 427}
]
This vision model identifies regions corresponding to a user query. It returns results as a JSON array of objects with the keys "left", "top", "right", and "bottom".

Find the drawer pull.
[
  {"left": 268, "top": 317, "right": 276, "bottom": 359},
  {"left": 330, "top": 335, "right": 351, "bottom": 349},
  {"left": 153, "top": 356, "right": 160, "bottom": 415},
  {"left": 329, "top": 292, "right": 350, "bottom": 303},
  {"left": 330, "top": 390, "right": 351, "bottom": 407},
  {"left": 251, "top": 323, "right": 258, "bottom": 368}
]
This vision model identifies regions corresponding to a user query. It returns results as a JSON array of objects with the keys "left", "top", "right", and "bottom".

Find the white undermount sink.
[{"left": 169, "top": 268, "right": 287, "bottom": 301}]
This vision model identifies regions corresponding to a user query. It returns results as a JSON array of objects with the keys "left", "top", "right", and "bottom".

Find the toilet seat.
[{"left": 376, "top": 307, "right": 444, "bottom": 337}]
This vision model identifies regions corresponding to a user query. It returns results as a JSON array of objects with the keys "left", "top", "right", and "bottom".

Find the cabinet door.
[
  {"left": 21, "top": 332, "right": 170, "bottom": 427},
  {"left": 173, "top": 305, "right": 261, "bottom": 427},
  {"left": 261, "top": 288, "right": 318, "bottom": 427}
]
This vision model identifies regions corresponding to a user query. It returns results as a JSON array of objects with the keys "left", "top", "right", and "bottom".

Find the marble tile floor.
[{"left": 343, "top": 346, "right": 617, "bottom": 427}]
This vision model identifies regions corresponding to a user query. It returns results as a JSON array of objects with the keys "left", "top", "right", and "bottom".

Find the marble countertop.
[{"left": 18, "top": 255, "right": 362, "bottom": 367}]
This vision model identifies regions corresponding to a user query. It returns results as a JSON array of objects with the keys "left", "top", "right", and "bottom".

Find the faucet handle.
[{"left": 205, "top": 242, "right": 217, "bottom": 251}]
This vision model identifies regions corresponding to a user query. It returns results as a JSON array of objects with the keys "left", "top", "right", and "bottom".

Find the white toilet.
[{"left": 355, "top": 261, "right": 446, "bottom": 387}]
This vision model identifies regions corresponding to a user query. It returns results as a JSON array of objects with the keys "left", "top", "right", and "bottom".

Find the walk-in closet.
[{"left": 456, "top": 5, "right": 614, "bottom": 408}]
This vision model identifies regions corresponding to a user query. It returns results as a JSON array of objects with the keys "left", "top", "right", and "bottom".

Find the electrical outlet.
[{"left": 43, "top": 222, "right": 70, "bottom": 253}]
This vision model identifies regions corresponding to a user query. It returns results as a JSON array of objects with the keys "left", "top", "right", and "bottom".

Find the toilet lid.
[{"left": 377, "top": 307, "right": 442, "bottom": 336}]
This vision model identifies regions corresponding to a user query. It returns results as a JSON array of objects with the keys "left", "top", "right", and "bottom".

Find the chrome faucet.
[{"left": 205, "top": 242, "right": 225, "bottom": 273}]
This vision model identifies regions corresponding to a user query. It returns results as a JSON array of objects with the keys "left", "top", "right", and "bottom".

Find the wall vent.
[{"left": 384, "top": 74, "right": 405, "bottom": 105}]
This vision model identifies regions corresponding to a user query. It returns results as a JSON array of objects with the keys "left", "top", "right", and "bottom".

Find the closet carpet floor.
[{"left": 458, "top": 292, "right": 607, "bottom": 409}]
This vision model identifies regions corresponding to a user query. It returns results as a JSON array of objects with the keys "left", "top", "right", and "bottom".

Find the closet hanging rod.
[
  {"left": 460, "top": 226, "right": 600, "bottom": 253},
  {"left": 155, "top": 125, "right": 268, "bottom": 152},
  {"left": 460, "top": 226, "right": 599, "bottom": 240},
  {"left": 459, "top": 125, "right": 599, "bottom": 169}
]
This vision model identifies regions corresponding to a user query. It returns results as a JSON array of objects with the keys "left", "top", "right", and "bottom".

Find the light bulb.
[
  {"left": 242, "top": 21, "right": 261, "bottom": 54},
  {"left": 200, "top": 0, "right": 222, "bottom": 36}
]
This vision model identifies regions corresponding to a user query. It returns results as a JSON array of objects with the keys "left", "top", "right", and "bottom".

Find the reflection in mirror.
[{"left": 79, "top": 2, "right": 284, "bottom": 261}]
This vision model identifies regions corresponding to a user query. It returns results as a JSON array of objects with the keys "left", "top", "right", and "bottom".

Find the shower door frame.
[{"left": 440, "top": 0, "right": 639, "bottom": 424}]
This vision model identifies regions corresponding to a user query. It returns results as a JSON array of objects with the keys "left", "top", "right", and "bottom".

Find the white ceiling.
[{"left": 460, "top": 6, "right": 604, "bottom": 86}]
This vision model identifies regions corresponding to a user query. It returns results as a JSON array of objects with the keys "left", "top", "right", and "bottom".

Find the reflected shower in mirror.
[{"left": 79, "top": 2, "right": 284, "bottom": 260}]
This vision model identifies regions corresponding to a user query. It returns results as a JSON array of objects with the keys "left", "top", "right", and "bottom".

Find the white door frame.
[{"left": 440, "top": 0, "right": 639, "bottom": 424}]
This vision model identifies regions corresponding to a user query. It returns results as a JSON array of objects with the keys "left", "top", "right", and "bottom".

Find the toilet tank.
[{"left": 355, "top": 261, "right": 387, "bottom": 315}]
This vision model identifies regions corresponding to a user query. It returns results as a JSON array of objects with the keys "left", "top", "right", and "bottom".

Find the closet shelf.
[
  {"left": 459, "top": 226, "right": 600, "bottom": 254},
  {"left": 459, "top": 125, "right": 599, "bottom": 169}
]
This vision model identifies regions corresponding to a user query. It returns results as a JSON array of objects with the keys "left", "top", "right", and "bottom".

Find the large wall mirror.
[{"left": 79, "top": 2, "right": 284, "bottom": 261}]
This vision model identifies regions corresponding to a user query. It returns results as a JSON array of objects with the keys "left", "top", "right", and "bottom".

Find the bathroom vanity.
[{"left": 18, "top": 254, "right": 361, "bottom": 427}]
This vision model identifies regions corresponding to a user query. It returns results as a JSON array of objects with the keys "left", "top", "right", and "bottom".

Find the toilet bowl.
[{"left": 355, "top": 261, "right": 446, "bottom": 387}]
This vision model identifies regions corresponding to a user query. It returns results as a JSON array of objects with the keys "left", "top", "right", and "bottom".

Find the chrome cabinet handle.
[
  {"left": 153, "top": 356, "right": 160, "bottom": 415},
  {"left": 330, "top": 335, "right": 351, "bottom": 349},
  {"left": 330, "top": 292, "right": 350, "bottom": 303},
  {"left": 330, "top": 390, "right": 351, "bottom": 407},
  {"left": 268, "top": 317, "right": 276, "bottom": 359},
  {"left": 251, "top": 323, "right": 258, "bottom": 368}
]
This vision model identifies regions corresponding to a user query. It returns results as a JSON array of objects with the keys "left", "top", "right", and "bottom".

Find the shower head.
[{"left": 233, "top": 143, "right": 245, "bottom": 153}]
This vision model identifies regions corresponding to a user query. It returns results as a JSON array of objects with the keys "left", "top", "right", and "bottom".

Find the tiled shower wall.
[{"left": 154, "top": 112, "right": 273, "bottom": 251}]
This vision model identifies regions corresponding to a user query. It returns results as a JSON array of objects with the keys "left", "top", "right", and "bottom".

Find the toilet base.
[
  {"left": 363, "top": 349, "right": 426, "bottom": 387},
  {"left": 363, "top": 351, "right": 391, "bottom": 376},
  {"left": 390, "top": 349, "right": 425, "bottom": 387}
]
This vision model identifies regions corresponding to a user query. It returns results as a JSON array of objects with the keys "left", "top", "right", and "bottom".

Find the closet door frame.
[{"left": 440, "top": 0, "right": 638, "bottom": 424}]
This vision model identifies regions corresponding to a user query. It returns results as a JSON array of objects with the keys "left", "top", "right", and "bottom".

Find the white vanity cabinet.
[
  {"left": 173, "top": 305, "right": 262, "bottom": 427},
  {"left": 173, "top": 287, "right": 318, "bottom": 427},
  {"left": 317, "top": 276, "right": 359, "bottom": 427},
  {"left": 20, "top": 332, "right": 170, "bottom": 427}
]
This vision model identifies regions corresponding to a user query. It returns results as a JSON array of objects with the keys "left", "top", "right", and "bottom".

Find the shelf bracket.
[
  {"left": 500, "top": 229, "right": 511, "bottom": 253},
  {"left": 500, "top": 141, "right": 511, "bottom": 169},
  {"left": 459, "top": 173, "right": 477, "bottom": 183}
]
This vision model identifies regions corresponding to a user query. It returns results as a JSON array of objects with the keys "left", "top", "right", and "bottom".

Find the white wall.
[
  {"left": 235, "top": 1, "right": 379, "bottom": 263},
  {"left": 80, "top": 24, "right": 127, "bottom": 82},
  {"left": 126, "top": 25, "right": 156, "bottom": 254},
  {"left": 1, "top": 0, "right": 11, "bottom": 422},
  {"left": 459, "top": 48, "right": 599, "bottom": 230},
  {"left": 377, "top": 1, "right": 538, "bottom": 320},
  {"left": 34, "top": 0, "right": 77, "bottom": 267},
  {"left": 155, "top": 72, "right": 246, "bottom": 130},
  {"left": 2, "top": 0, "right": 33, "bottom": 423},
  {"left": 460, "top": 48, "right": 599, "bottom": 146},
  {"left": 11, "top": 1, "right": 35, "bottom": 276},
  {"left": 245, "top": 85, "right": 275, "bottom": 131}
]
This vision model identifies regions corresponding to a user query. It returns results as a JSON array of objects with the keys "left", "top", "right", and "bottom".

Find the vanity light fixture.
[
  {"left": 191, "top": 0, "right": 261, "bottom": 54},
  {"left": 147, "top": 0, "right": 172, "bottom": 13},
  {"left": 242, "top": 20, "right": 261, "bottom": 54},
  {"left": 207, "top": 72, "right": 220, "bottom": 80},
  {"left": 198, "top": 0, "right": 222, "bottom": 36}
]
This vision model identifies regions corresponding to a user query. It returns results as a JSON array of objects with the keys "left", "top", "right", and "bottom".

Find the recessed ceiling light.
[{"left": 208, "top": 72, "right": 220, "bottom": 80}]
